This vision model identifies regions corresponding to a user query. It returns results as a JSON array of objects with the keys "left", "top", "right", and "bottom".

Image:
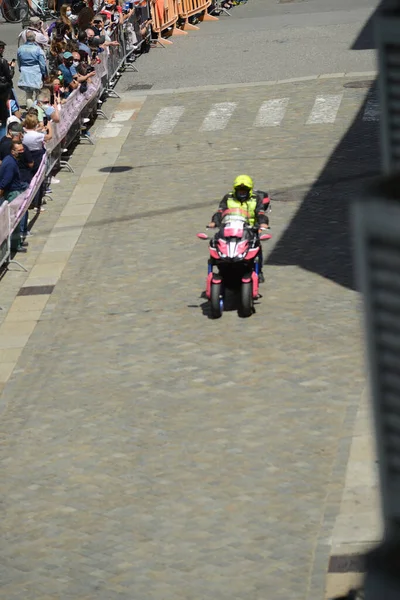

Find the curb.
[
  {"left": 122, "top": 71, "right": 378, "bottom": 96},
  {"left": 324, "top": 388, "right": 382, "bottom": 599}
]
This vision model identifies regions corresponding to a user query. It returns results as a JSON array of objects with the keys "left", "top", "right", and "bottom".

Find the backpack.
[{"left": 0, "top": 59, "right": 11, "bottom": 94}]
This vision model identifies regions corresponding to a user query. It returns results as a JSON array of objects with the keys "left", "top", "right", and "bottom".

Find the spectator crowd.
[
  {"left": 0, "top": 0, "right": 250, "bottom": 255},
  {"left": 0, "top": 0, "right": 152, "bottom": 252}
]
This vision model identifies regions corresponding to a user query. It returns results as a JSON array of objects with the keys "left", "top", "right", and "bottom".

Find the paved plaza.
[{"left": 0, "top": 76, "right": 380, "bottom": 599}]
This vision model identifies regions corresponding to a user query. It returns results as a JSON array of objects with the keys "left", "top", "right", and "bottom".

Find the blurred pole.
[
  {"left": 351, "top": 1, "right": 400, "bottom": 598},
  {"left": 375, "top": 0, "right": 400, "bottom": 172}
]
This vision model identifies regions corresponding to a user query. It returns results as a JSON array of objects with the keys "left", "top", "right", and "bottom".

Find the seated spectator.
[
  {"left": 0, "top": 122, "right": 33, "bottom": 172},
  {"left": 18, "top": 17, "right": 50, "bottom": 49},
  {"left": 0, "top": 140, "right": 30, "bottom": 251},
  {"left": 0, "top": 122, "right": 34, "bottom": 240}
]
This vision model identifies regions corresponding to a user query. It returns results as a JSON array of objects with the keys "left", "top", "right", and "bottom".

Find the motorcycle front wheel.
[
  {"left": 210, "top": 281, "right": 223, "bottom": 319},
  {"left": 240, "top": 281, "right": 253, "bottom": 318}
]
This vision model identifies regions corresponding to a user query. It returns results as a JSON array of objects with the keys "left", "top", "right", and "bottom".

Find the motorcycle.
[{"left": 197, "top": 208, "right": 272, "bottom": 318}]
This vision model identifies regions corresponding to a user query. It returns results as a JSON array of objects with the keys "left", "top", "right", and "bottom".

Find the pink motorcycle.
[{"left": 197, "top": 208, "right": 271, "bottom": 318}]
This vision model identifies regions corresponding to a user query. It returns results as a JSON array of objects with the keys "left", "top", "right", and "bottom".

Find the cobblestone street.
[{"left": 0, "top": 77, "right": 377, "bottom": 599}]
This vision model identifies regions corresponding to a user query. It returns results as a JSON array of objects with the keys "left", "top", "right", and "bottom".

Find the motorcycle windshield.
[{"left": 221, "top": 208, "right": 250, "bottom": 224}]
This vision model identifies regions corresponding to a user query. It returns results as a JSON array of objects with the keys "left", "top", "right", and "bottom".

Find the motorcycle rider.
[{"left": 208, "top": 174, "right": 270, "bottom": 283}]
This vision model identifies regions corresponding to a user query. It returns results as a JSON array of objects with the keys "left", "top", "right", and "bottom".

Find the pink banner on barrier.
[
  {"left": 0, "top": 53, "right": 107, "bottom": 248},
  {"left": 47, "top": 54, "right": 106, "bottom": 151},
  {"left": 0, "top": 203, "right": 10, "bottom": 246},
  {"left": 8, "top": 156, "right": 47, "bottom": 232}
]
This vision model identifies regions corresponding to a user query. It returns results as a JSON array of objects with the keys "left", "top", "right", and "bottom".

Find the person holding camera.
[
  {"left": 22, "top": 113, "right": 52, "bottom": 212},
  {"left": 18, "top": 16, "right": 50, "bottom": 50}
]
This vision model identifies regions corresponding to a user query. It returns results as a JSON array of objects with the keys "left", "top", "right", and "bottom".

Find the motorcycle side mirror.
[
  {"left": 259, "top": 234, "right": 272, "bottom": 241},
  {"left": 197, "top": 233, "right": 209, "bottom": 240}
]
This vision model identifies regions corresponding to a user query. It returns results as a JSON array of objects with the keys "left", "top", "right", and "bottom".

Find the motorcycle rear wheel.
[
  {"left": 210, "top": 281, "right": 223, "bottom": 319},
  {"left": 240, "top": 281, "right": 253, "bottom": 318}
]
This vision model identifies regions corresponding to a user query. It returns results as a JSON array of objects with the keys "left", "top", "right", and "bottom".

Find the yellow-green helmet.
[{"left": 233, "top": 174, "right": 253, "bottom": 202}]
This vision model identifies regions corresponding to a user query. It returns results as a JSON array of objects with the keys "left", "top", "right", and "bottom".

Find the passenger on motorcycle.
[{"left": 208, "top": 174, "right": 270, "bottom": 283}]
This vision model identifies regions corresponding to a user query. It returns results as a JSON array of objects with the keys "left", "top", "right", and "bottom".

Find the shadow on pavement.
[
  {"left": 266, "top": 79, "right": 380, "bottom": 291},
  {"left": 351, "top": 6, "right": 377, "bottom": 50}
]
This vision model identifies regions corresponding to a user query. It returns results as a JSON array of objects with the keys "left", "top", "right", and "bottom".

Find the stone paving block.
[
  {"left": 28, "top": 263, "right": 66, "bottom": 279},
  {"left": 0, "top": 362, "right": 16, "bottom": 382},
  {"left": 0, "top": 333, "right": 32, "bottom": 349},
  {"left": 35, "top": 250, "right": 72, "bottom": 264},
  {"left": 60, "top": 204, "right": 97, "bottom": 218},
  {"left": 4, "top": 310, "right": 44, "bottom": 323},
  {"left": 0, "top": 320, "right": 37, "bottom": 337},
  {"left": 10, "top": 295, "right": 51, "bottom": 312}
]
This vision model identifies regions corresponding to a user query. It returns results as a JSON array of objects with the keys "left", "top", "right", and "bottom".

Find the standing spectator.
[
  {"left": 48, "top": 37, "right": 67, "bottom": 72},
  {"left": 17, "top": 32, "right": 48, "bottom": 107},
  {"left": 77, "top": 31, "right": 91, "bottom": 57},
  {"left": 77, "top": 6, "right": 95, "bottom": 31},
  {"left": 0, "top": 140, "right": 29, "bottom": 252},
  {"left": 58, "top": 51, "right": 76, "bottom": 85},
  {"left": 18, "top": 17, "right": 50, "bottom": 49},
  {"left": 59, "top": 4, "right": 75, "bottom": 38},
  {"left": 0, "top": 41, "right": 13, "bottom": 139}
]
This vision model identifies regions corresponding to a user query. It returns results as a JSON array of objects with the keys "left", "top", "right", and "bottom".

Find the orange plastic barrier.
[
  {"left": 150, "top": 0, "right": 186, "bottom": 43},
  {"left": 179, "top": 0, "right": 218, "bottom": 30}
]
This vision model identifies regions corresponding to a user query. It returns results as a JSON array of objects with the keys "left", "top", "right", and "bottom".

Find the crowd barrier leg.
[
  {"left": 179, "top": 0, "right": 218, "bottom": 31},
  {"left": 150, "top": 0, "right": 183, "bottom": 45},
  {"left": 201, "top": 11, "right": 218, "bottom": 21}
]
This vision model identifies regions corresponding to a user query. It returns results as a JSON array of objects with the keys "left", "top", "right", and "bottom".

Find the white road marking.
[
  {"left": 254, "top": 98, "right": 289, "bottom": 127},
  {"left": 200, "top": 102, "right": 237, "bottom": 131},
  {"left": 145, "top": 106, "right": 185, "bottom": 135},
  {"left": 363, "top": 96, "right": 380, "bottom": 121},
  {"left": 306, "top": 94, "right": 343, "bottom": 124}
]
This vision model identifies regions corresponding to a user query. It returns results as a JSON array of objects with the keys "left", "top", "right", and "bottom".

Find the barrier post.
[
  {"left": 179, "top": 0, "right": 218, "bottom": 30},
  {"left": 0, "top": 203, "right": 11, "bottom": 274}
]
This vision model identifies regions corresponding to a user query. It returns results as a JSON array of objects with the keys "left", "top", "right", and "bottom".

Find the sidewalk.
[{"left": 325, "top": 389, "right": 382, "bottom": 598}]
